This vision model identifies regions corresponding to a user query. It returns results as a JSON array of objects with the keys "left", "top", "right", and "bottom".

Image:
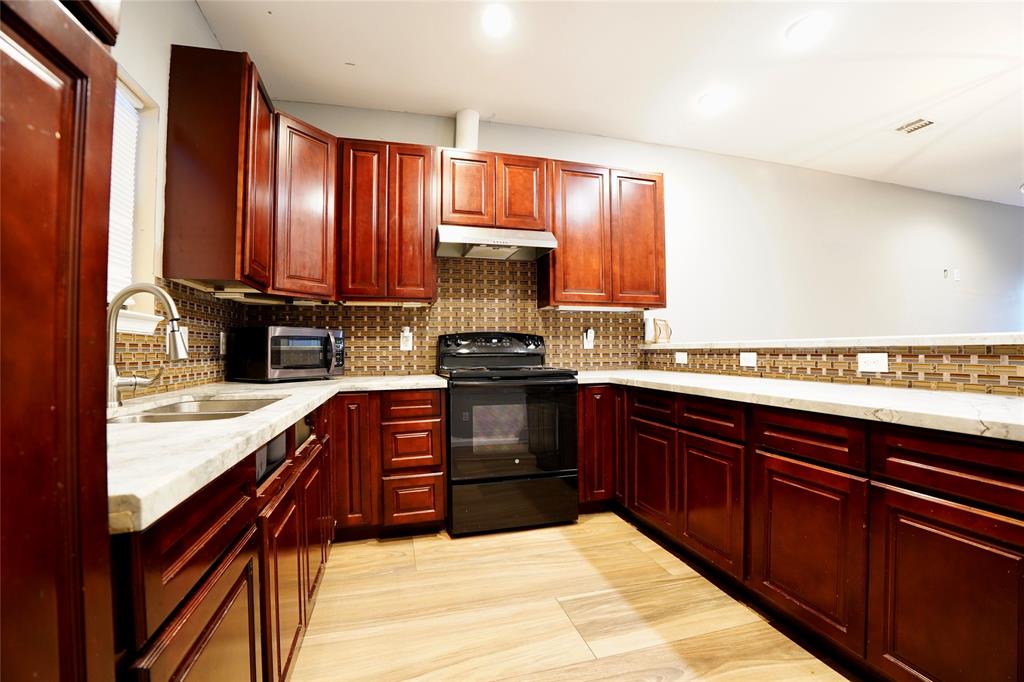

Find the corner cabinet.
[
  {"left": 272, "top": 114, "right": 336, "bottom": 298},
  {"left": 538, "top": 163, "right": 665, "bottom": 308}
]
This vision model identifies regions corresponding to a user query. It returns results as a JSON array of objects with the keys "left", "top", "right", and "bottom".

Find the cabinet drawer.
[
  {"left": 381, "top": 418, "right": 443, "bottom": 472},
  {"left": 753, "top": 407, "right": 867, "bottom": 472},
  {"left": 677, "top": 395, "right": 745, "bottom": 442},
  {"left": 380, "top": 389, "right": 442, "bottom": 420},
  {"left": 629, "top": 389, "right": 676, "bottom": 425},
  {"left": 870, "top": 426, "right": 1024, "bottom": 515},
  {"left": 382, "top": 472, "right": 445, "bottom": 526}
]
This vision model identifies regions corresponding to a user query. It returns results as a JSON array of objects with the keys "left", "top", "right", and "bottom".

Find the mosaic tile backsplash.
[{"left": 643, "top": 345, "right": 1024, "bottom": 396}]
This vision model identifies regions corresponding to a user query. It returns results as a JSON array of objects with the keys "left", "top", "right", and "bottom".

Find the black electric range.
[{"left": 438, "top": 332, "right": 579, "bottom": 536}]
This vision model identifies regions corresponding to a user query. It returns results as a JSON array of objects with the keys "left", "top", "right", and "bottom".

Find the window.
[{"left": 106, "top": 80, "right": 143, "bottom": 303}]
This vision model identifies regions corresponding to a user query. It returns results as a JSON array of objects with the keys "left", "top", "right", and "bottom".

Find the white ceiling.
[{"left": 198, "top": 1, "right": 1024, "bottom": 207}]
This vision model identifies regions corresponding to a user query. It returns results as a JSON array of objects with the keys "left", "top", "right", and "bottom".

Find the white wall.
[
  {"left": 112, "top": 1, "right": 220, "bottom": 283},
  {"left": 277, "top": 100, "right": 1024, "bottom": 341}
]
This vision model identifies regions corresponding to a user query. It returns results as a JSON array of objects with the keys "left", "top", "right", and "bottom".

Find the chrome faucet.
[{"left": 107, "top": 283, "right": 189, "bottom": 407}]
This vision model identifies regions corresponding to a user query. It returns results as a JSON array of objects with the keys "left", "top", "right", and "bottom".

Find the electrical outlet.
[
  {"left": 399, "top": 327, "right": 413, "bottom": 351},
  {"left": 675, "top": 352, "right": 688, "bottom": 364},
  {"left": 582, "top": 328, "right": 595, "bottom": 350},
  {"left": 219, "top": 331, "right": 227, "bottom": 355},
  {"left": 739, "top": 352, "right": 757, "bottom": 368},
  {"left": 857, "top": 352, "right": 889, "bottom": 373}
]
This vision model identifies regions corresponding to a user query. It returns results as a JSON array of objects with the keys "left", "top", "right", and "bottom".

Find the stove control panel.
[{"left": 438, "top": 332, "right": 545, "bottom": 358}]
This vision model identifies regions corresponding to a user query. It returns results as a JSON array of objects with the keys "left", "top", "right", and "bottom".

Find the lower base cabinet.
[
  {"left": 628, "top": 417, "right": 676, "bottom": 534},
  {"left": 867, "top": 483, "right": 1024, "bottom": 682},
  {"left": 382, "top": 471, "right": 445, "bottom": 525},
  {"left": 748, "top": 449, "right": 869, "bottom": 657},
  {"left": 130, "top": 526, "right": 263, "bottom": 682},
  {"left": 259, "top": 471, "right": 304, "bottom": 682}
]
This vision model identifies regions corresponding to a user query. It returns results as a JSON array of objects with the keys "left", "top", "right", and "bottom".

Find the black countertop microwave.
[{"left": 226, "top": 326, "right": 344, "bottom": 382}]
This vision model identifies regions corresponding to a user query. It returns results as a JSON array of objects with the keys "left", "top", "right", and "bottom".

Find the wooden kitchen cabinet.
[
  {"left": 297, "top": 442, "right": 327, "bottom": 608},
  {"left": 273, "top": 113, "right": 337, "bottom": 298},
  {"left": 610, "top": 169, "right": 666, "bottom": 307},
  {"left": 627, "top": 417, "right": 676, "bottom": 534},
  {"left": 164, "top": 45, "right": 277, "bottom": 290},
  {"left": 259, "top": 470, "right": 304, "bottom": 682},
  {"left": 748, "top": 450, "right": 869, "bottom": 657},
  {"left": 333, "top": 393, "right": 381, "bottom": 527},
  {"left": 382, "top": 472, "right": 445, "bottom": 526},
  {"left": 338, "top": 139, "right": 387, "bottom": 298},
  {"left": 496, "top": 154, "right": 549, "bottom": 230},
  {"left": 129, "top": 526, "right": 263, "bottom": 682},
  {"left": 440, "top": 149, "right": 549, "bottom": 231},
  {"left": 440, "top": 149, "right": 495, "bottom": 226},
  {"left": 867, "top": 483, "right": 1024, "bottom": 682},
  {"left": 578, "top": 385, "right": 621, "bottom": 503},
  {"left": 387, "top": 143, "right": 436, "bottom": 300},
  {"left": 675, "top": 430, "right": 743, "bottom": 578}
]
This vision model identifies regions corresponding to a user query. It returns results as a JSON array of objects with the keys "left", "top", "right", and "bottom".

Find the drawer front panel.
[
  {"left": 381, "top": 418, "right": 443, "bottom": 471},
  {"left": 677, "top": 395, "right": 745, "bottom": 442},
  {"left": 382, "top": 472, "right": 445, "bottom": 526},
  {"left": 629, "top": 389, "right": 677, "bottom": 425},
  {"left": 870, "top": 426, "right": 1024, "bottom": 515},
  {"left": 753, "top": 406, "right": 867, "bottom": 472},
  {"left": 380, "top": 389, "right": 442, "bottom": 420}
]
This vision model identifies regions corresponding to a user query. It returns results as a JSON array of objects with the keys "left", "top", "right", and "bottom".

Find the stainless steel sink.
[
  {"left": 108, "top": 412, "right": 249, "bottom": 424},
  {"left": 144, "top": 398, "right": 280, "bottom": 414}
]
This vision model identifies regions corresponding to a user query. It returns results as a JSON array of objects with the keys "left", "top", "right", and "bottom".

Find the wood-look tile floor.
[{"left": 292, "top": 513, "right": 847, "bottom": 681}]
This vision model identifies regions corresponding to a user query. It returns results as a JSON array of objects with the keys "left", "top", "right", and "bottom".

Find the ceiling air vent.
[{"left": 894, "top": 118, "right": 935, "bottom": 134}]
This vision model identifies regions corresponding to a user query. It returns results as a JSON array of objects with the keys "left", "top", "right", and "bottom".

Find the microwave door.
[{"left": 268, "top": 333, "right": 332, "bottom": 380}]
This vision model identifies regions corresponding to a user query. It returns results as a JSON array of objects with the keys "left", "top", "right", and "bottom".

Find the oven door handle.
[{"left": 448, "top": 377, "right": 578, "bottom": 388}]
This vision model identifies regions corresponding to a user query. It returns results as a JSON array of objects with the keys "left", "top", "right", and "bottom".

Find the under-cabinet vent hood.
[{"left": 436, "top": 225, "right": 557, "bottom": 261}]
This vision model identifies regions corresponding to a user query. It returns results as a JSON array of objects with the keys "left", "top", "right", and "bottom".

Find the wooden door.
[
  {"left": 339, "top": 139, "right": 387, "bottom": 298},
  {"left": 259, "top": 481, "right": 304, "bottom": 682},
  {"left": 495, "top": 153, "right": 548, "bottom": 230},
  {"left": 440, "top": 149, "right": 494, "bottom": 226},
  {"left": 273, "top": 113, "right": 336, "bottom": 297},
  {"left": 1, "top": 2, "right": 117, "bottom": 679},
  {"left": 387, "top": 143, "right": 435, "bottom": 300},
  {"left": 628, "top": 417, "right": 676, "bottom": 534},
  {"left": 610, "top": 169, "right": 665, "bottom": 307},
  {"left": 579, "top": 386, "right": 618, "bottom": 503},
  {"left": 613, "top": 389, "right": 627, "bottom": 505},
  {"left": 130, "top": 526, "right": 263, "bottom": 682},
  {"left": 548, "top": 162, "right": 613, "bottom": 304},
  {"left": 334, "top": 393, "right": 381, "bottom": 527},
  {"left": 749, "top": 450, "right": 869, "bottom": 656},
  {"left": 676, "top": 431, "right": 743, "bottom": 578},
  {"left": 241, "top": 63, "right": 275, "bottom": 288},
  {"left": 867, "top": 483, "right": 1024, "bottom": 682},
  {"left": 298, "top": 444, "right": 326, "bottom": 610}
]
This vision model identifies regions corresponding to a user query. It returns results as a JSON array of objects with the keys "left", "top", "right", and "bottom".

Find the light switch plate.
[
  {"left": 675, "top": 352, "right": 688, "bottom": 364},
  {"left": 739, "top": 352, "right": 757, "bottom": 368},
  {"left": 857, "top": 352, "right": 889, "bottom": 373},
  {"left": 582, "top": 328, "right": 595, "bottom": 350},
  {"left": 219, "top": 331, "right": 227, "bottom": 355}
]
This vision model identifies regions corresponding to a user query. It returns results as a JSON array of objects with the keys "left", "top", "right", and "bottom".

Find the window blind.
[{"left": 106, "top": 81, "right": 142, "bottom": 303}]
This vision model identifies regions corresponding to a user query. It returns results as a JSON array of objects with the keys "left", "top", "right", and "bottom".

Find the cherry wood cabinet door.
[
  {"left": 387, "top": 143, "right": 436, "bottom": 300},
  {"left": 613, "top": 389, "right": 627, "bottom": 505},
  {"left": 382, "top": 472, "right": 445, "bottom": 526},
  {"left": 339, "top": 139, "right": 387, "bottom": 298},
  {"left": 676, "top": 431, "right": 743, "bottom": 578},
  {"left": 1, "top": 2, "right": 117, "bottom": 678},
  {"left": 749, "top": 450, "right": 869, "bottom": 657},
  {"left": 273, "top": 114, "right": 336, "bottom": 298},
  {"left": 241, "top": 64, "right": 275, "bottom": 289},
  {"left": 440, "top": 149, "right": 494, "bottom": 226},
  {"left": 259, "top": 481, "right": 304, "bottom": 682},
  {"left": 579, "top": 386, "right": 619, "bottom": 503},
  {"left": 867, "top": 483, "right": 1024, "bottom": 682},
  {"left": 334, "top": 393, "right": 381, "bottom": 527},
  {"left": 495, "top": 153, "right": 549, "bottom": 230},
  {"left": 547, "top": 162, "right": 613, "bottom": 304},
  {"left": 297, "top": 444, "right": 326, "bottom": 610},
  {"left": 610, "top": 169, "right": 665, "bottom": 307},
  {"left": 130, "top": 526, "right": 263, "bottom": 682},
  {"left": 628, "top": 417, "right": 676, "bottom": 534}
]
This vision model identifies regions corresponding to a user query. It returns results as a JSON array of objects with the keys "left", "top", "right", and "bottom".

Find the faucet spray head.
[{"left": 166, "top": 318, "right": 189, "bottom": 361}]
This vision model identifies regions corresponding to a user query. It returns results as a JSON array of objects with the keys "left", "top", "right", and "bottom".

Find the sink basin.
[
  {"left": 144, "top": 398, "right": 281, "bottom": 414},
  {"left": 108, "top": 412, "right": 248, "bottom": 424}
]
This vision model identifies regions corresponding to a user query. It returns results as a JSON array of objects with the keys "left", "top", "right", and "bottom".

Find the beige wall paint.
[{"left": 277, "top": 100, "right": 1024, "bottom": 341}]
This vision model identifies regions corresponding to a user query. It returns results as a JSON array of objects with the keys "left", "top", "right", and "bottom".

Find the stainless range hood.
[{"left": 436, "top": 225, "right": 557, "bottom": 261}]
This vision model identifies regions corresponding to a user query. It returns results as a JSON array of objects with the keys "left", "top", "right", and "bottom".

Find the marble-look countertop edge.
[
  {"left": 639, "top": 331, "right": 1024, "bottom": 351},
  {"left": 577, "top": 371, "right": 1023, "bottom": 442}
]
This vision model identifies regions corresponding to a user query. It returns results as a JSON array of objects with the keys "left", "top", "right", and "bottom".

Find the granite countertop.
[
  {"left": 107, "top": 375, "right": 447, "bottom": 534},
  {"left": 578, "top": 370, "right": 1024, "bottom": 442}
]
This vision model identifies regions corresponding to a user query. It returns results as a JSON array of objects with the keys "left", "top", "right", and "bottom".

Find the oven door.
[
  {"left": 267, "top": 327, "right": 334, "bottom": 380},
  {"left": 448, "top": 377, "right": 578, "bottom": 482}
]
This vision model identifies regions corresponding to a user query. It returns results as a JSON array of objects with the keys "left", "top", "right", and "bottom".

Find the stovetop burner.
[{"left": 437, "top": 331, "right": 577, "bottom": 380}]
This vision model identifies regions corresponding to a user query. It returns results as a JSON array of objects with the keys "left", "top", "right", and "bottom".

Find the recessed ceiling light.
[
  {"left": 481, "top": 3, "right": 514, "bottom": 39},
  {"left": 695, "top": 86, "right": 737, "bottom": 117},
  {"left": 784, "top": 11, "right": 832, "bottom": 51}
]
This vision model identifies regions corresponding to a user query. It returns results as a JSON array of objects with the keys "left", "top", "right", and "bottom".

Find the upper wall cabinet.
[
  {"left": 273, "top": 114, "right": 337, "bottom": 298},
  {"left": 440, "top": 149, "right": 549, "bottom": 231},
  {"left": 164, "top": 45, "right": 276, "bottom": 291},
  {"left": 538, "top": 162, "right": 666, "bottom": 309},
  {"left": 339, "top": 140, "right": 436, "bottom": 302}
]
